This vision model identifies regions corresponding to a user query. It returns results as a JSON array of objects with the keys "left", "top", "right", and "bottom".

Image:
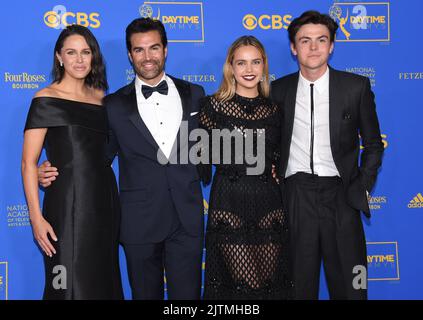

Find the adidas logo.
[{"left": 408, "top": 193, "right": 423, "bottom": 208}]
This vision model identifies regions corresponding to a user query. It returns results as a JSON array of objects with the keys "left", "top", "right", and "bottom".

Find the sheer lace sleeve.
[
  {"left": 197, "top": 96, "right": 218, "bottom": 186},
  {"left": 270, "top": 102, "right": 282, "bottom": 178}
]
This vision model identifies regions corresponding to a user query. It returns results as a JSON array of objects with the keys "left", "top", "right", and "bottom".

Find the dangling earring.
[
  {"left": 260, "top": 76, "right": 265, "bottom": 82},
  {"left": 231, "top": 76, "right": 236, "bottom": 87},
  {"left": 59, "top": 60, "right": 63, "bottom": 67}
]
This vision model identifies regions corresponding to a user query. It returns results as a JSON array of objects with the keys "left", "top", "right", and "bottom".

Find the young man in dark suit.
[
  {"left": 271, "top": 11, "right": 384, "bottom": 299},
  {"left": 39, "top": 18, "right": 205, "bottom": 300}
]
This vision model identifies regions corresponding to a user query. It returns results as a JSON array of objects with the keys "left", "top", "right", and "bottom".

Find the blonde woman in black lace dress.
[{"left": 199, "top": 36, "right": 293, "bottom": 299}]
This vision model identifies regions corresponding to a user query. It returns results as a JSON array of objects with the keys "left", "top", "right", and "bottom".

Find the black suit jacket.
[
  {"left": 271, "top": 67, "right": 384, "bottom": 217},
  {"left": 105, "top": 75, "right": 205, "bottom": 243}
]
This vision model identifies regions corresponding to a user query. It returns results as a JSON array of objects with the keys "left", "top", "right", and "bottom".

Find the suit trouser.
[
  {"left": 284, "top": 172, "right": 367, "bottom": 300},
  {"left": 123, "top": 211, "right": 203, "bottom": 300}
]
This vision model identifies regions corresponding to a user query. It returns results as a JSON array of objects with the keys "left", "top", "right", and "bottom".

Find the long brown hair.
[
  {"left": 215, "top": 35, "right": 269, "bottom": 102},
  {"left": 52, "top": 25, "right": 108, "bottom": 91}
]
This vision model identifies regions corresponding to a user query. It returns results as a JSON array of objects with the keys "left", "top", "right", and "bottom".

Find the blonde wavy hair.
[{"left": 215, "top": 35, "right": 270, "bottom": 102}]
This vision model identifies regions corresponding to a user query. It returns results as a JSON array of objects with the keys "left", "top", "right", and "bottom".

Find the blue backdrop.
[{"left": 1, "top": 0, "right": 422, "bottom": 300}]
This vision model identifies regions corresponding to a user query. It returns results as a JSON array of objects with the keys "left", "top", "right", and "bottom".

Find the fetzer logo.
[{"left": 408, "top": 193, "right": 423, "bottom": 209}]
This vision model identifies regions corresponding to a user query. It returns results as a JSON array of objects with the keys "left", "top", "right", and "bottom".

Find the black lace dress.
[{"left": 199, "top": 94, "right": 293, "bottom": 300}]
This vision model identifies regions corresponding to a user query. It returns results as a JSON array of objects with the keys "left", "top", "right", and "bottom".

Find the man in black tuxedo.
[
  {"left": 271, "top": 11, "right": 384, "bottom": 299},
  {"left": 39, "top": 18, "right": 205, "bottom": 300},
  {"left": 104, "top": 18, "right": 205, "bottom": 300}
]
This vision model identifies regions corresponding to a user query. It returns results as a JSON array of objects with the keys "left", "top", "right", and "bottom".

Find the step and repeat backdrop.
[{"left": 0, "top": 0, "right": 422, "bottom": 300}]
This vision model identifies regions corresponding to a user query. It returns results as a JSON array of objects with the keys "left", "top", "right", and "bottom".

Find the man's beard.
[{"left": 135, "top": 60, "right": 165, "bottom": 81}]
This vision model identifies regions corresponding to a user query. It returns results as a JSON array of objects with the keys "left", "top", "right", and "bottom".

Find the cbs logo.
[
  {"left": 243, "top": 14, "right": 292, "bottom": 30},
  {"left": 44, "top": 9, "right": 100, "bottom": 29}
]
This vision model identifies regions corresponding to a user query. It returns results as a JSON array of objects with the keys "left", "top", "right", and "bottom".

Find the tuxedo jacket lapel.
[
  {"left": 122, "top": 76, "right": 193, "bottom": 163},
  {"left": 167, "top": 75, "right": 192, "bottom": 163},
  {"left": 170, "top": 75, "right": 191, "bottom": 121},
  {"left": 329, "top": 68, "right": 343, "bottom": 159},
  {"left": 283, "top": 72, "right": 299, "bottom": 168},
  {"left": 285, "top": 72, "right": 299, "bottom": 139},
  {"left": 124, "top": 81, "right": 160, "bottom": 151}
]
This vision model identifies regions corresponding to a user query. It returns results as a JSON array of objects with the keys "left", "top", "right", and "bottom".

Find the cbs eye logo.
[
  {"left": 242, "top": 13, "right": 292, "bottom": 30},
  {"left": 44, "top": 6, "right": 100, "bottom": 29},
  {"left": 243, "top": 14, "right": 257, "bottom": 30}
]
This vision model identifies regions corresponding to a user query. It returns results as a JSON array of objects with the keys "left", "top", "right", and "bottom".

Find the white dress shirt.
[
  {"left": 135, "top": 73, "right": 183, "bottom": 159},
  {"left": 286, "top": 67, "right": 340, "bottom": 178}
]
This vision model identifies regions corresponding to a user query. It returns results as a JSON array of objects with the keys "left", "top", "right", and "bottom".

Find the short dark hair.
[
  {"left": 52, "top": 25, "right": 108, "bottom": 91},
  {"left": 288, "top": 10, "right": 339, "bottom": 44},
  {"left": 126, "top": 18, "right": 168, "bottom": 51}
]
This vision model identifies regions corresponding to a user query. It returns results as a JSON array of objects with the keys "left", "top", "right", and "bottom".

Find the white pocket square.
[{"left": 190, "top": 111, "right": 199, "bottom": 116}]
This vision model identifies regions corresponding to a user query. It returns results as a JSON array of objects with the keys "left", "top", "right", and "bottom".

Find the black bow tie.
[{"left": 141, "top": 80, "right": 169, "bottom": 99}]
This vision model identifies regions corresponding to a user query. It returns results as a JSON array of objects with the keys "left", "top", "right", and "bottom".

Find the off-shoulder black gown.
[
  {"left": 199, "top": 94, "right": 293, "bottom": 300},
  {"left": 24, "top": 97, "right": 123, "bottom": 300}
]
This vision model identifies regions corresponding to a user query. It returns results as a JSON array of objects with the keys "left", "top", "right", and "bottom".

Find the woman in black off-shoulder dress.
[
  {"left": 22, "top": 25, "right": 122, "bottom": 299},
  {"left": 200, "top": 36, "right": 293, "bottom": 300}
]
